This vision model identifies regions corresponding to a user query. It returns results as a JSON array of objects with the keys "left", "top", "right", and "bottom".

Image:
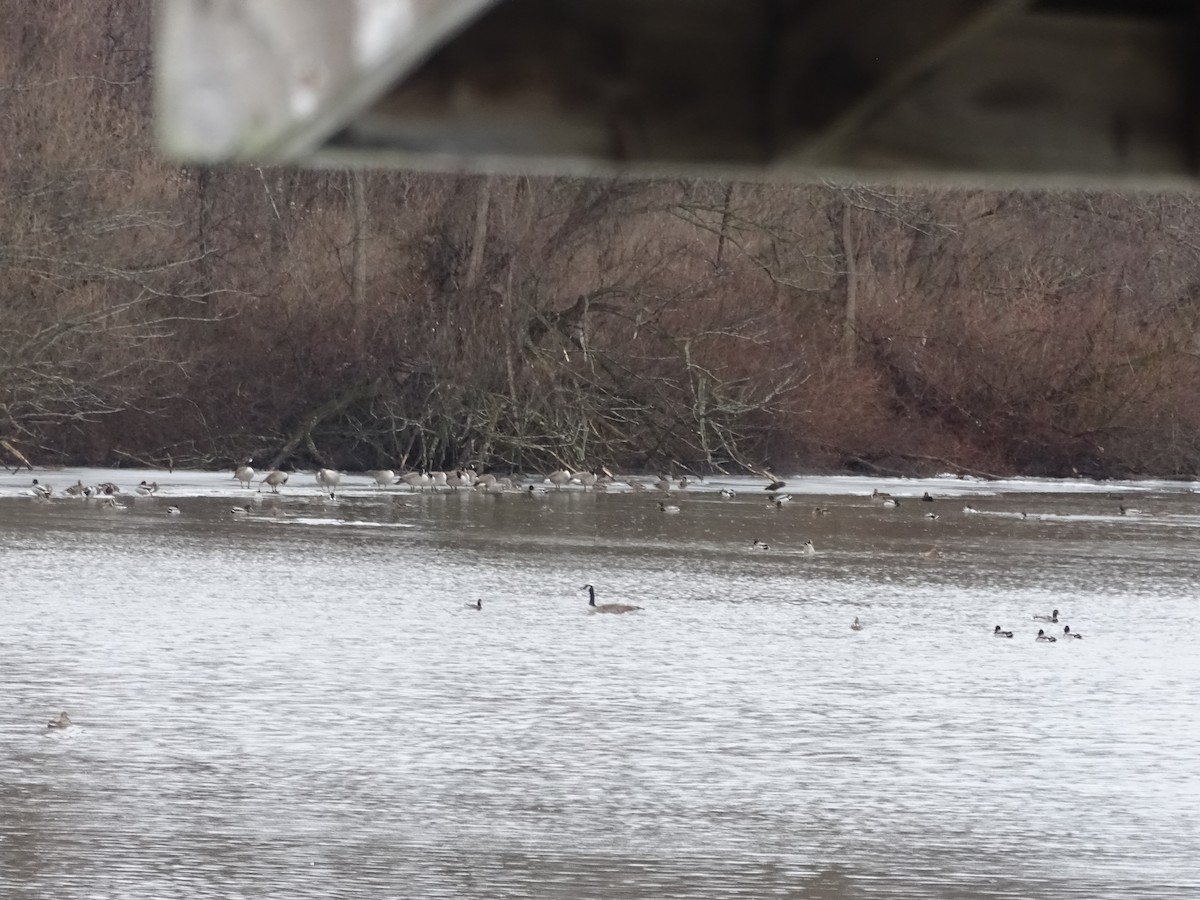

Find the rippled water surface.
[{"left": 3, "top": 469, "right": 1200, "bottom": 899}]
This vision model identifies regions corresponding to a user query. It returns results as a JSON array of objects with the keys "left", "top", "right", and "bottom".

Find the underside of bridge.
[{"left": 156, "top": 0, "right": 1199, "bottom": 187}]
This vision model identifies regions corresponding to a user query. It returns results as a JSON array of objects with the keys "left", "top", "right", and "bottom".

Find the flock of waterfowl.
[{"left": 993, "top": 609, "right": 1085, "bottom": 643}]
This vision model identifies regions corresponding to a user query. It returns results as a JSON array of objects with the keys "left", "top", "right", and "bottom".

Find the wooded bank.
[{"left": 2, "top": 1, "right": 1199, "bottom": 479}]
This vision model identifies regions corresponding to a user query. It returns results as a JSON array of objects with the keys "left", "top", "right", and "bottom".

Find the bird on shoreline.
[
  {"left": 584, "top": 584, "right": 642, "bottom": 614},
  {"left": 316, "top": 468, "right": 341, "bottom": 495},
  {"left": 234, "top": 461, "right": 255, "bottom": 489},
  {"left": 262, "top": 470, "right": 288, "bottom": 493}
]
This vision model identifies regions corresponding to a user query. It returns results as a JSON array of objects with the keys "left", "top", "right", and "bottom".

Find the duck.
[
  {"left": 527, "top": 484, "right": 550, "bottom": 496},
  {"left": 47, "top": 712, "right": 72, "bottom": 729},
  {"left": 924, "top": 512, "right": 939, "bottom": 520},
  {"left": 851, "top": 617, "right": 864, "bottom": 631},
  {"left": 963, "top": 504, "right": 979, "bottom": 514},
  {"left": 31, "top": 478, "right": 53, "bottom": 499},
  {"left": 234, "top": 461, "right": 255, "bottom": 489},
  {"left": 467, "top": 598, "right": 482, "bottom": 611},
  {"left": 871, "top": 489, "right": 892, "bottom": 501},
  {"left": 96, "top": 496, "right": 126, "bottom": 510},
  {"left": 771, "top": 494, "right": 793, "bottom": 507},
  {"left": 1063, "top": 625, "right": 1083, "bottom": 639},
  {"left": 658, "top": 502, "right": 681, "bottom": 514},
  {"left": 65, "top": 479, "right": 86, "bottom": 497},
  {"left": 921, "top": 492, "right": 935, "bottom": 502},
  {"left": 677, "top": 476, "right": 690, "bottom": 491},
  {"left": 801, "top": 539, "right": 816, "bottom": 554},
  {"left": 165, "top": 505, "right": 182, "bottom": 515},
  {"left": 136, "top": 480, "right": 159, "bottom": 496},
  {"left": 752, "top": 539, "right": 770, "bottom": 550},
  {"left": 811, "top": 506, "right": 830, "bottom": 516},
  {"left": 1032, "top": 609, "right": 1060, "bottom": 623},
  {"left": 262, "top": 470, "right": 289, "bottom": 493},
  {"left": 1036, "top": 629, "right": 1057, "bottom": 642},
  {"left": 230, "top": 505, "right": 251, "bottom": 516},
  {"left": 881, "top": 497, "right": 899, "bottom": 508},
  {"left": 718, "top": 488, "right": 736, "bottom": 498},
  {"left": 993, "top": 625, "right": 1014, "bottom": 638},
  {"left": 584, "top": 584, "right": 642, "bottom": 614}
]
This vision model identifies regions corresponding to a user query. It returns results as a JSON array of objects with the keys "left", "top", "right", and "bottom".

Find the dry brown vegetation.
[{"left": 2, "top": 1, "right": 1199, "bottom": 478}]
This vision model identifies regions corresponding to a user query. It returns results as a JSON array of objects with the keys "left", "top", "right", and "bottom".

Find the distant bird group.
[{"left": 993, "top": 609, "right": 1086, "bottom": 642}]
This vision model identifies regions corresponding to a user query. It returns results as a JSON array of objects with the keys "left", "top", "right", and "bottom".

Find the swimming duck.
[
  {"left": 1063, "top": 625, "right": 1083, "bottom": 639},
  {"left": 658, "top": 502, "right": 681, "bottom": 514},
  {"left": 166, "top": 505, "right": 182, "bottom": 515},
  {"left": 881, "top": 497, "right": 899, "bottom": 508},
  {"left": 467, "top": 598, "right": 482, "bottom": 610},
  {"left": 584, "top": 584, "right": 642, "bottom": 614},
  {"left": 921, "top": 492, "right": 934, "bottom": 502},
  {"left": 1036, "top": 629, "right": 1057, "bottom": 642},
  {"left": 801, "top": 539, "right": 816, "bottom": 554},
  {"left": 871, "top": 489, "right": 892, "bottom": 501},
  {"left": 811, "top": 506, "right": 830, "bottom": 516},
  {"left": 136, "top": 480, "right": 159, "bottom": 496},
  {"left": 963, "top": 504, "right": 979, "bottom": 514},
  {"left": 851, "top": 617, "right": 864, "bottom": 631},
  {"left": 993, "top": 625, "right": 1014, "bottom": 638},
  {"left": 47, "top": 712, "right": 72, "bottom": 729},
  {"left": 1032, "top": 609, "right": 1060, "bottom": 623},
  {"left": 719, "top": 488, "right": 736, "bottom": 499},
  {"left": 752, "top": 539, "right": 770, "bottom": 550},
  {"left": 31, "top": 479, "right": 53, "bottom": 499},
  {"left": 771, "top": 494, "right": 793, "bottom": 508},
  {"left": 230, "top": 505, "right": 251, "bottom": 516},
  {"left": 924, "top": 512, "right": 939, "bottom": 520}
]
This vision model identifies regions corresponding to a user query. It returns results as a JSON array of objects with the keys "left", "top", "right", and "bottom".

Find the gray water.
[{"left": 3, "top": 471, "right": 1200, "bottom": 899}]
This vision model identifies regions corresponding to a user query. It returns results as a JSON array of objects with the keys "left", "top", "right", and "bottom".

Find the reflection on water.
[{"left": 2, "top": 472, "right": 1200, "bottom": 899}]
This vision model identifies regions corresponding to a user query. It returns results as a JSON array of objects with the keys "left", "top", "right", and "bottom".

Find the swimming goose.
[
  {"left": 1036, "top": 629, "right": 1057, "bottom": 642},
  {"left": 658, "top": 502, "right": 681, "bottom": 514},
  {"left": 993, "top": 625, "right": 1014, "bottom": 638},
  {"left": 65, "top": 479, "right": 86, "bottom": 497},
  {"left": 719, "top": 488, "right": 736, "bottom": 498},
  {"left": 1063, "top": 625, "right": 1083, "bottom": 639},
  {"left": 316, "top": 468, "right": 341, "bottom": 494},
  {"left": 47, "top": 712, "right": 72, "bottom": 729},
  {"left": 584, "top": 584, "right": 642, "bottom": 614},
  {"left": 851, "top": 617, "right": 864, "bottom": 631},
  {"left": 262, "top": 470, "right": 289, "bottom": 493},
  {"left": 136, "top": 480, "right": 159, "bottom": 496},
  {"left": 1032, "top": 609, "right": 1060, "bottom": 623},
  {"left": 801, "top": 539, "right": 816, "bottom": 554},
  {"left": 234, "top": 462, "right": 255, "bottom": 489}
]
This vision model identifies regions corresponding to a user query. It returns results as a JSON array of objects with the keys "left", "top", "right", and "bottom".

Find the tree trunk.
[{"left": 464, "top": 176, "right": 493, "bottom": 289}]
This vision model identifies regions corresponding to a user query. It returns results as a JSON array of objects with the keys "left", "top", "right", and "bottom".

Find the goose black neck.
[{"left": 586, "top": 585, "right": 596, "bottom": 605}]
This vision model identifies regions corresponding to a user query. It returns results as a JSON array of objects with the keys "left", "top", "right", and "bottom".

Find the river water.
[{"left": 2, "top": 469, "right": 1199, "bottom": 899}]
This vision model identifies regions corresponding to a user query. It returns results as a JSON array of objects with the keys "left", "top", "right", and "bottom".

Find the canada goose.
[
  {"left": 262, "top": 470, "right": 289, "bottom": 493},
  {"left": 474, "top": 473, "right": 498, "bottom": 490},
  {"left": 166, "top": 505, "right": 182, "bottom": 515},
  {"left": 584, "top": 584, "right": 642, "bottom": 614},
  {"left": 1032, "top": 609, "right": 1060, "bottom": 623},
  {"left": 871, "top": 489, "right": 892, "bottom": 501},
  {"left": 369, "top": 469, "right": 395, "bottom": 488},
  {"left": 430, "top": 470, "right": 448, "bottom": 491},
  {"left": 993, "top": 625, "right": 1014, "bottom": 638},
  {"left": 653, "top": 476, "right": 672, "bottom": 493},
  {"left": 467, "top": 598, "right": 482, "bottom": 610},
  {"left": 447, "top": 470, "right": 471, "bottom": 490},
  {"left": 1036, "top": 629, "right": 1057, "bottom": 642},
  {"left": 547, "top": 468, "right": 573, "bottom": 490},
  {"left": 136, "top": 480, "right": 159, "bottom": 496},
  {"left": 316, "top": 468, "right": 341, "bottom": 494},
  {"left": 921, "top": 492, "right": 934, "bottom": 502},
  {"left": 593, "top": 480, "right": 609, "bottom": 493},
  {"left": 719, "top": 488, "right": 736, "bottom": 498},
  {"left": 31, "top": 478, "right": 52, "bottom": 499},
  {"left": 851, "top": 617, "right": 864, "bottom": 631},
  {"left": 234, "top": 462, "right": 255, "bottom": 489},
  {"left": 963, "top": 504, "right": 979, "bottom": 514},
  {"left": 401, "top": 470, "right": 429, "bottom": 491},
  {"left": 65, "top": 479, "right": 85, "bottom": 497},
  {"left": 47, "top": 712, "right": 72, "bottom": 729},
  {"left": 765, "top": 479, "right": 786, "bottom": 492},
  {"left": 97, "top": 482, "right": 120, "bottom": 495},
  {"left": 576, "top": 470, "right": 598, "bottom": 490},
  {"left": 677, "top": 476, "right": 690, "bottom": 490},
  {"left": 658, "top": 502, "right": 681, "bottom": 514},
  {"left": 626, "top": 479, "right": 647, "bottom": 492},
  {"left": 752, "top": 539, "right": 770, "bottom": 550},
  {"left": 801, "top": 539, "right": 816, "bottom": 554},
  {"left": 1063, "top": 625, "right": 1083, "bottom": 639}
]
